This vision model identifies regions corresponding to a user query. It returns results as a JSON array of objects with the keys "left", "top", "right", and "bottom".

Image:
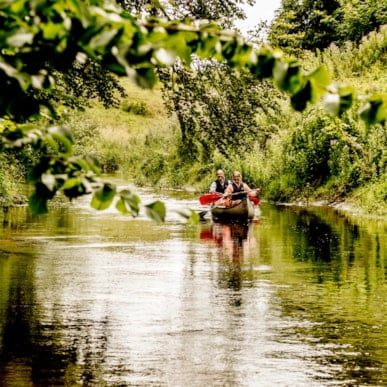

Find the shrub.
[{"left": 121, "top": 100, "right": 151, "bottom": 116}]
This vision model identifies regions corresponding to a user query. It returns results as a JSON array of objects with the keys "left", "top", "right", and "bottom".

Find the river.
[{"left": 0, "top": 179, "right": 386, "bottom": 386}]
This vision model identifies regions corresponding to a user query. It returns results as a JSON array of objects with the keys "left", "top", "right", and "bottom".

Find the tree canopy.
[
  {"left": 268, "top": 0, "right": 387, "bottom": 52},
  {"left": 116, "top": 0, "right": 255, "bottom": 24}
]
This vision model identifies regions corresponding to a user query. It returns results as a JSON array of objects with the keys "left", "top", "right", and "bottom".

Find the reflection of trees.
[
  {"left": 1, "top": 206, "right": 32, "bottom": 230},
  {"left": 283, "top": 209, "right": 386, "bottom": 288},
  {"left": 267, "top": 205, "right": 387, "bottom": 386},
  {"left": 292, "top": 210, "right": 339, "bottom": 263},
  {"left": 0, "top": 254, "right": 111, "bottom": 385}
]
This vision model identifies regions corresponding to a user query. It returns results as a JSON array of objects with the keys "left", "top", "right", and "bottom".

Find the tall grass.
[{"left": 64, "top": 80, "right": 181, "bottom": 187}]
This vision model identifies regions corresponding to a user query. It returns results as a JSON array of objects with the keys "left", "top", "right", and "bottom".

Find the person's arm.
[
  {"left": 209, "top": 181, "right": 217, "bottom": 192},
  {"left": 245, "top": 184, "right": 261, "bottom": 196},
  {"left": 223, "top": 185, "right": 233, "bottom": 197},
  {"left": 244, "top": 183, "right": 257, "bottom": 197}
]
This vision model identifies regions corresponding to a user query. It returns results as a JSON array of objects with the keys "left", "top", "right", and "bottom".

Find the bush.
[{"left": 121, "top": 100, "right": 151, "bottom": 116}]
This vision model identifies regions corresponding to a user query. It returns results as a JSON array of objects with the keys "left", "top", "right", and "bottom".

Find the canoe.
[{"left": 211, "top": 197, "right": 255, "bottom": 222}]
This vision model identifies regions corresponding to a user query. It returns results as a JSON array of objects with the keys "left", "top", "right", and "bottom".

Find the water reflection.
[
  {"left": 201, "top": 221, "right": 255, "bottom": 287},
  {"left": 200, "top": 221, "right": 254, "bottom": 261},
  {"left": 0, "top": 199, "right": 386, "bottom": 386}
]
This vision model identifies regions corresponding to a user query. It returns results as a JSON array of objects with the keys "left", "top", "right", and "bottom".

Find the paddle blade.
[
  {"left": 199, "top": 193, "right": 221, "bottom": 205},
  {"left": 249, "top": 197, "right": 260, "bottom": 206}
]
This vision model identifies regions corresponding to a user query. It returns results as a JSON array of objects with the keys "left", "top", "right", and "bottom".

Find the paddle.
[
  {"left": 199, "top": 192, "right": 222, "bottom": 205},
  {"left": 199, "top": 189, "right": 261, "bottom": 205},
  {"left": 249, "top": 197, "right": 260, "bottom": 206}
]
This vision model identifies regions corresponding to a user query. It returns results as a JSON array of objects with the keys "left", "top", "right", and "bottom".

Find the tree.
[
  {"left": 0, "top": 0, "right": 385, "bottom": 220},
  {"left": 338, "top": 0, "right": 387, "bottom": 44},
  {"left": 268, "top": 0, "right": 387, "bottom": 52},
  {"left": 159, "top": 61, "right": 281, "bottom": 162},
  {"left": 116, "top": 0, "right": 255, "bottom": 25},
  {"left": 268, "top": 0, "right": 342, "bottom": 53}
]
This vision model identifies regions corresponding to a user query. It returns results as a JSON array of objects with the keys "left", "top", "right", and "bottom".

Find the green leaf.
[
  {"left": 153, "top": 48, "right": 177, "bottom": 66},
  {"left": 41, "top": 21, "right": 66, "bottom": 40},
  {"left": 28, "top": 159, "right": 51, "bottom": 184},
  {"left": 308, "top": 65, "right": 331, "bottom": 90},
  {"left": 41, "top": 173, "right": 56, "bottom": 192},
  {"left": 48, "top": 126, "right": 74, "bottom": 154},
  {"left": 29, "top": 191, "right": 48, "bottom": 215},
  {"left": 250, "top": 51, "right": 276, "bottom": 79},
  {"left": 176, "top": 209, "right": 200, "bottom": 224},
  {"left": 323, "top": 86, "right": 354, "bottom": 116},
  {"left": 62, "top": 177, "right": 87, "bottom": 199},
  {"left": 71, "top": 157, "right": 91, "bottom": 172},
  {"left": 323, "top": 93, "right": 341, "bottom": 116},
  {"left": 91, "top": 182, "right": 116, "bottom": 210},
  {"left": 145, "top": 200, "right": 166, "bottom": 223},
  {"left": 273, "top": 60, "right": 302, "bottom": 94},
  {"left": 358, "top": 95, "right": 387, "bottom": 125},
  {"left": 195, "top": 35, "right": 221, "bottom": 59},
  {"left": 222, "top": 39, "right": 238, "bottom": 60},
  {"left": 115, "top": 198, "right": 130, "bottom": 214},
  {"left": 162, "top": 31, "right": 197, "bottom": 64},
  {"left": 84, "top": 155, "right": 101, "bottom": 175},
  {"left": 116, "top": 189, "right": 141, "bottom": 216},
  {"left": 337, "top": 86, "right": 354, "bottom": 115},
  {"left": 6, "top": 31, "right": 34, "bottom": 47},
  {"left": 89, "top": 29, "right": 119, "bottom": 51},
  {"left": 290, "top": 80, "right": 312, "bottom": 111},
  {"left": 42, "top": 126, "right": 74, "bottom": 155},
  {"left": 133, "top": 67, "right": 157, "bottom": 89}
]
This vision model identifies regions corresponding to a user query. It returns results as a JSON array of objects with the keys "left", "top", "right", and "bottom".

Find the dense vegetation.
[{"left": 0, "top": 0, "right": 386, "bottom": 219}]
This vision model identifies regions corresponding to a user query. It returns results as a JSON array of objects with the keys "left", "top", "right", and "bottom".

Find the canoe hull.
[{"left": 211, "top": 197, "right": 255, "bottom": 222}]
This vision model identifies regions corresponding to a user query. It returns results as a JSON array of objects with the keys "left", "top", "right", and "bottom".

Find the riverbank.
[
  {"left": 1, "top": 80, "right": 385, "bottom": 220},
  {"left": 274, "top": 197, "right": 387, "bottom": 220}
]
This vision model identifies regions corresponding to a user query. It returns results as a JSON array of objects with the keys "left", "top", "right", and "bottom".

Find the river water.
[{"left": 0, "top": 180, "right": 386, "bottom": 386}]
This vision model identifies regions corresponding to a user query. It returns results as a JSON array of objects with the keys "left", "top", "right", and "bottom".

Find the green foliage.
[
  {"left": 338, "top": 0, "right": 387, "bottom": 44},
  {"left": 91, "top": 183, "right": 117, "bottom": 210},
  {"left": 54, "top": 59, "right": 127, "bottom": 110},
  {"left": 145, "top": 200, "right": 166, "bottom": 223},
  {"left": 0, "top": 0, "right": 382, "bottom": 124},
  {"left": 354, "top": 26, "right": 387, "bottom": 73},
  {"left": 351, "top": 180, "right": 387, "bottom": 216},
  {"left": 121, "top": 100, "right": 151, "bottom": 116},
  {"left": 269, "top": 0, "right": 387, "bottom": 52},
  {"left": 306, "top": 25, "right": 387, "bottom": 80},
  {"left": 140, "top": 150, "right": 168, "bottom": 184},
  {"left": 0, "top": 0, "right": 385, "bottom": 221},
  {"left": 160, "top": 62, "right": 282, "bottom": 161},
  {"left": 261, "top": 100, "right": 386, "bottom": 205},
  {"left": 0, "top": 153, "right": 26, "bottom": 206},
  {"left": 115, "top": 189, "right": 141, "bottom": 216},
  {"left": 283, "top": 114, "right": 331, "bottom": 187},
  {"left": 268, "top": 0, "right": 342, "bottom": 53},
  {"left": 117, "top": 0, "right": 254, "bottom": 22}
]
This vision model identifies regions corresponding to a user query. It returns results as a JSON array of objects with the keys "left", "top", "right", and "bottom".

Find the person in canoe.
[
  {"left": 209, "top": 169, "right": 230, "bottom": 194},
  {"left": 223, "top": 171, "right": 260, "bottom": 206}
]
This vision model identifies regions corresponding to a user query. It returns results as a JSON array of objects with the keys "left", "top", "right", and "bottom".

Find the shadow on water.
[{"left": 0, "top": 198, "right": 386, "bottom": 386}]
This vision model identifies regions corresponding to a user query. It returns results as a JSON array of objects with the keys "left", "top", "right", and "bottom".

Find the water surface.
[{"left": 0, "top": 186, "right": 386, "bottom": 386}]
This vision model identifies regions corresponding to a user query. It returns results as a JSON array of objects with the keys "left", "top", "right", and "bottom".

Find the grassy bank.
[
  {"left": 1, "top": 72, "right": 385, "bottom": 218},
  {"left": 64, "top": 78, "right": 386, "bottom": 218},
  {"left": 63, "top": 79, "right": 181, "bottom": 186}
]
